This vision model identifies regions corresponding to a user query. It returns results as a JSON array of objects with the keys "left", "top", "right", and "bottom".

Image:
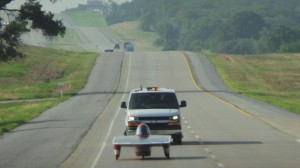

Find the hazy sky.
[
  {"left": 8, "top": 0, "right": 86, "bottom": 13},
  {"left": 8, "top": 0, "right": 131, "bottom": 13}
]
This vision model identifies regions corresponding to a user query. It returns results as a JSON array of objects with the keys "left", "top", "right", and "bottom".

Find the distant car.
[
  {"left": 124, "top": 42, "right": 131, "bottom": 49},
  {"left": 124, "top": 42, "right": 134, "bottom": 51},
  {"left": 104, "top": 49, "right": 114, "bottom": 52},
  {"left": 125, "top": 44, "right": 134, "bottom": 51},
  {"left": 114, "top": 43, "right": 120, "bottom": 49}
]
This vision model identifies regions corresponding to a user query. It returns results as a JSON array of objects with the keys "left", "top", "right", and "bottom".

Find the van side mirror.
[
  {"left": 179, "top": 100, "right": 186, "bottom": 108},
  {"left": 121, "top": 101, "right": 127, "bottom": 108}
]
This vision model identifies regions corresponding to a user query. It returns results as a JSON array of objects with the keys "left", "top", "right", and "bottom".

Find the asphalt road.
[
  {"left": 59, "top": 51, "right": 300, "bottom": 168},
  {"left": 0, "top": 13, "right": 299, "bottom": 168}
]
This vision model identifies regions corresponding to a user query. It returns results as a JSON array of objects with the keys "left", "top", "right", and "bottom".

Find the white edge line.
[
  {"left": 90, "top": 53, "right": 132, "bottom": 168},
  {"left": 217, "top": 163, "right": 225, "bottom": 168}
]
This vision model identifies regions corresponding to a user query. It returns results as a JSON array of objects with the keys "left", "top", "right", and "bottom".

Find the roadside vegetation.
[
  {"left": 205, "top": 52, "right": 300, "bottom": 114},
  {"left": 0, "top": 46, "right": 97, "bottom": 135},
  {"left": 0, "top": 100, "right": 59, "bottom": 134}
]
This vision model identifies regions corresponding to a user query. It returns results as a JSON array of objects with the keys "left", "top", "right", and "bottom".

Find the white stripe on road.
[
  {"left": 217, "top": 163, "right": 225, "bottom": 168},
  {"left": 90, "top": 53, "right": 132, "bottom": 168}
]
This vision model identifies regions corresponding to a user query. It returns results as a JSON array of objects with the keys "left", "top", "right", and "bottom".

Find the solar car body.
[{"left": 112, "top": 123, "right": 171, "bottom": 160}]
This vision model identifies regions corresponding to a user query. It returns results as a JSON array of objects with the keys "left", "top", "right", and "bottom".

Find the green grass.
[
  {"left": 0, "top": 100, "right": 60, "bottom": 134},
  {"left": 0, "top": 46, "right": 97, "bottom": 135},
  {"left": 204, "top": 51, "right": 300, "bottom": 114},
  {"left": 0, "top": 46, "right": 97, "bottom": 100}
]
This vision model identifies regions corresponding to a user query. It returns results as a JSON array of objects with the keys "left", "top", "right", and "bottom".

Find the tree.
[
  {"left": 106, "top": 0, "right": 300, "bottom": 54},
  {"left": 221, "top": 11, "right": 266, "bottom": 41},
  {"left": 265, "top": 25, "right": 300, "bottom": 52},
  {"left": 154, "top": 22, "right": 179, "bottom": 50},
  {"left": 0, "top": 0, "right": 65, "bottom": 61}
]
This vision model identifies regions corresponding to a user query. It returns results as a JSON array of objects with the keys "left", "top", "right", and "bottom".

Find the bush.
[{"left": 279, "top": 41, "right": 300, "bottom": 53}]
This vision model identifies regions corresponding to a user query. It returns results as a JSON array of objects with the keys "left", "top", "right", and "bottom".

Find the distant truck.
[{"left": 124, "top": 41, "right": 134, "bottom": 51}]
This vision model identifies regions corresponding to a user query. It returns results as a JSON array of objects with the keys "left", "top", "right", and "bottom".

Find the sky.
[{"left": 7, "top": 0, "right": 131, "bottom": 13}]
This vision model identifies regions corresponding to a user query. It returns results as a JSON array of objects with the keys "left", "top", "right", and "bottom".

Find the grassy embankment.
[
  {"left": 0, "top": 46, "right": 97, "bottom": 135},
  {"left": 205, "top": 52, "right": 300, "bottom": 114}
]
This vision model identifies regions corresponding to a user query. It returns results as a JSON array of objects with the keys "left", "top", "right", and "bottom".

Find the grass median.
[{"left": 0, "top": 46, "right": 97, "bottom": 135}]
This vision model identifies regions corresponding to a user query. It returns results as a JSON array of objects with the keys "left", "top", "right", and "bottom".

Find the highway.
[
  {"left": 0, "top": 12, "right": 300, "bottom": 168},
  {"left": 59, "top": 51, "right": 300, "bottom": 168}
]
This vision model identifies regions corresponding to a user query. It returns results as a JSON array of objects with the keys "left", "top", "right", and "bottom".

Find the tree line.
[{"left": 105, "top": 0, "right": 300, "bottom": 54}]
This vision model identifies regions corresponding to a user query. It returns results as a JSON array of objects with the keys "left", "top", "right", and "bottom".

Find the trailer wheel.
[
  {"left": 165, "top": 152, "right": 170, "bottom": 159},
  {"left": 173, "top": 135, "right": 182, "bottom": 144}
]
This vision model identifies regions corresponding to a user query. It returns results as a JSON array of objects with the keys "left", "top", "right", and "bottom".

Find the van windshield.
[{"left": 129, "top": 92, "right": 179, "bottom": 109}]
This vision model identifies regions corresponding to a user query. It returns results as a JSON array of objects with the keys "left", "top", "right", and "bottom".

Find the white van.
[{"left": 121, "top": 87, "right": 186, "bottom": 144}]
